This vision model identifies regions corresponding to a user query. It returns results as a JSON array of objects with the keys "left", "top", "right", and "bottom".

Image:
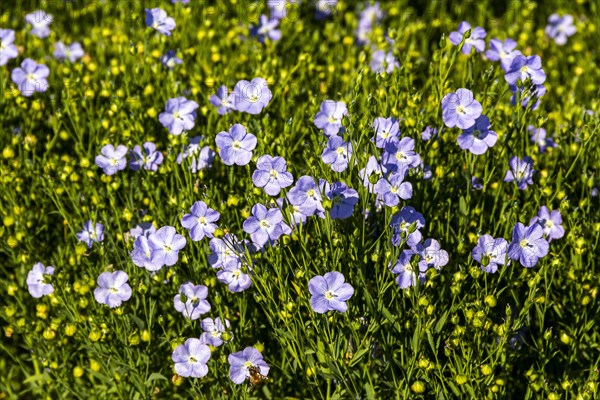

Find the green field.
[{"left": 1, "top": 0, "right": 599, "bottom": 399}]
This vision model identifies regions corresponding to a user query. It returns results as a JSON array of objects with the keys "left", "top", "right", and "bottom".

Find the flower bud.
[
  {"left": 140, "top": 329, "right": 151, "bottom": 342},
  {"left": 484, "top": 295, "right": 497, "bottom": 308},
  {"left": 221, "top": 331, "right": 233, "bottom": 342},
  {"left": 411, "top": 380, "right": 426, "bottom": 394},
  {"left": 65, "top": 323, "right": 77, "bottom": 336},
  {"left": 89, "top": 329, "right": 102, "bottom": 342},
  {"left": 43, "top": 328, "right": 56, "bottom": 340},
  {"left": 480, "top": 364, "right": 493, "bottom": 376},
  {"left": 73, "top": 366, "right": 84, "bottom": 378}
]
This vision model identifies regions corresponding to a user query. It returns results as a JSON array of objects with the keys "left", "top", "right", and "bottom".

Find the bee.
[{"left": 247, "top": 365, "right": 269, "bottom": 387}]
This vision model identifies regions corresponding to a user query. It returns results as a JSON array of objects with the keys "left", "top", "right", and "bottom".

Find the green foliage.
[{"left": 1, "top": 0, "right": 600, "bottom": 399}]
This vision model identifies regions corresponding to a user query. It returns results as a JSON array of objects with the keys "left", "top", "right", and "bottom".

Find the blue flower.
[
  {"left": 53, "top": 41, "right": 84, "bottom": 62},
  {"left": 322, "top": 136, "right": 352, "bottom": 172},
  {"left": 147, "top": 226, "right": 187, "bottom": 268},
  {"left": 242, "top": 204, "right": 288, "bottom": 247},
  {"left": 95, "top": 144, "right": 128, "bottom": 175},
  {"left": 208, "top": 234, "right": 247, "bottom": 270},
  {"left": 504, "top": 156, "right": 534, "bottom": 190},
  {"left": 94, "top": 271, "right": 132, "bottom": 308},
  {"left": 250, "top": 14, "right": 281, "bottom": 43},
  {"left": 215, "top": 124, "right": 257, "bottom": 166},
  {"left": 449, "top": 21, "right": 486, "bottom": 54},
  {"left": 201, "top": 317, "right": 231, "bottom": 347},
  {"left": 373, "top": 117, "right": 400, "bottom": 148},
  {"left": 370, "top": 50, "right": 399, "bottom": 73},
  {"left": 374, "top": 170, "right": 412, "bottom": 206},
  {"left": 441, "top": 88, "right": 482, "bottom": 130},
  {"left": 287, "top": 176, "right": 324, "bottom": 217},
  {"left": 510, "top": 83, "right": 546, "bottom": 110},
  {"left": 457, "top": 115, "right": 498, "bottom": 155},
  {"left": 172, "top": 339, "right": 211, "bottom": 378},
  {"left": 505, "top": 55, "right": 546, "bottom": 86},
  {"left": 321, "top": 181, "right": 359, "bottom": 219},
  {"left": 252, "top": 155, "right": 294, "bottom": 196},
  {"left": 161, "top": 50, "right": 183, "bottom": 69},
  {"left": 529, "top": 126, "right": 557, "bottom": 153},
  {"left": 25, "top": 10, "right": 53, "bottom": 38},
  {"left": 0, "top": 29, "right": 18, "bottom": 66},
  {"left": 76, "top": 220, "right": 104, "bottom": 249},
  {"left": 390, "top": 206, "right": 425, "bottom": 247},
  {"left": 358, "top": 155, "right": 388, "bottom": 193},
  {"left": 416, "top": 238, "right": 449, "bottom": 270},
  {"left": 315, "top": 0, "right": 338, "bottom": 20},
  {"left": 382, "top": 137, "right": 421, "bottom": 171},
  {"left": 145, "top": 8, "right": 176, "bottom": 36},
  {"left": 176, "top": 136, "right": 216, "bottom": 173},
  {"left": 228, "top": 347, "right": 270, "bottom": 384},
  {"left": 486, "top": 38, "right": 521, "bottom": 71},
  {"left": 209, "top": 85, "right": 236, "bottom": 115},
  {"left": 158, "top": 97, "right": 199, "bottom": 135},
  {"left": 308, "top": 271, "right": 354, "bottom": 313},
  {"left": 421, "top": 126, "right": 438, "bottom": 141},
  {"left": 181, "top": 201, "right": 220, "bottom": 241},
  {"left": 233, "top": 78, "right": 272, "bottom": 114},
  {"left": 530, "top": 206, "right": 565, "bottom": 242},
  {"left": 508, "top": 223, "right": 549, "bottom": 268},
  {"left": 27, "top": 262, "right": 55, "bottom": 298},
  {"left": 217, "top": 260, "right": 252, "bottom": 292},
  {"left": 130, "top": 236, "right": 159, "bottom": 271},
  {"left": 472, "top": 235, "right": 508, "bottom": 273},
  {"left": 389, "top": 250, "right": 424, "bottom": 289},
  {"left": 173, "top": 282, "right": 211, "bottom": 320},
  {"left": 130, "top": 142, "right": 163, "bottom": 172},
  {"left": 314, "top": 100, "right": 347, "bottom": 136},
  {"left": 11, "top": 58, "right": 50, "bottom": 97},
  {"left": 545, "top": 14, "right": 576, "bottom": 45}
]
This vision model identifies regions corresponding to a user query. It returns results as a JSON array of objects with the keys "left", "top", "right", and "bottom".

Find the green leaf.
[
  {"left": 145, "top": 372, "right": 168, "bottom": 385},
  {"left": 435, "top": 311, "right": 450, "bottom": 333},
  {"left": 459, "top": 196, "right": 468, "bottom": 216},
  {"left": 348, "top": 346, "right": 370, "bottom": 367},
  {"left": 364, "top": 382, "right": 376, "bottom": 400}
]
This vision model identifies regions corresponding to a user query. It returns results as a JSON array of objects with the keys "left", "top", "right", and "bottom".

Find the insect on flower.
[{"left": 247, "top": 365, "right": 269, "bottom": 387}]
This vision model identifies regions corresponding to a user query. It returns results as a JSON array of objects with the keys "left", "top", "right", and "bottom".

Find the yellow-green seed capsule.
[
  {"left": 141, "top": 330, "right": 151, "bottom": 342},
  {"left": 43, "top": 328, "right": 56, "bottom": 340},
  {"left": 73, "top": 366, "right": 84, "bottom": 378},
  {"left": 4, "top": 306, "right": 16, "bottom": 318},
  {"left": 411, "top": 380, "right": 426, "bottom": 394},
  {"left": 172, "top": 374, "right": 184, "bottom": 386},
  {"left": 65, "top": 323, "right": 77, "bottom": 336},
  {"left": 484, "top": 295, "right": 497, "bottom": 308},
  {"left": 456, "top": 375, "right": 468, "bottom": 385},
  {"left": 481, "top": 364, "right": 493, "bottom": 376},
  {"left": 89, "top": 329, "right": 102, "bottom": 342},
  {"left": 89, "top": 359, "right": 101, "bottom": 372}
]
